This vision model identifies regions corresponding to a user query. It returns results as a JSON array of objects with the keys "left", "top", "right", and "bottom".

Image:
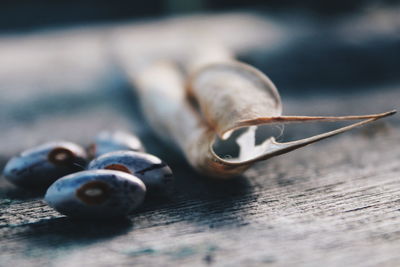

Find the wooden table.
[{"left": 1, "top": 12, "right": 399, "bottom": 266}]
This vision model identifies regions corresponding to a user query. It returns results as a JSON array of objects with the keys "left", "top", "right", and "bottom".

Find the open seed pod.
[{"left": 121, "top": 58, "right": 395, "bottom": 178}]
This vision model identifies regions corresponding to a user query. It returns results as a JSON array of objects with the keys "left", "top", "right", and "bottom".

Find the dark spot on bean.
[
  {"left": 104, "top": 164, "right": 132, "bottom": 174},
  {"left": 48, "top": 147, "right": 75, "bottom": 166},
  {"left": 76, "top": 180, "right": 111, "bottom": 205}
]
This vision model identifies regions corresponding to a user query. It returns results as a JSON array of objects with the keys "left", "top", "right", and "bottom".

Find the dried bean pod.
[{"left": 125, "top": 60, "right": 395, "bottom": 178}]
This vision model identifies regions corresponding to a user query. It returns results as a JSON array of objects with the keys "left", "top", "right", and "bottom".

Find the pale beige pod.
[
  {"left": 124, "top": 59, "right": 395, "bottom": 178},
  {"left": 187, "top": 61, "right": 282, "bottom": 138},
  {"left": 187, "top": 61, "right": 395, "bottom": 176}
]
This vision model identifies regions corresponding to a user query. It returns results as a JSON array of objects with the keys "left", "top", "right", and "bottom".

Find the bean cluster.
[{"left": 2, "top": 131, "right": 174, "bottom": 219}]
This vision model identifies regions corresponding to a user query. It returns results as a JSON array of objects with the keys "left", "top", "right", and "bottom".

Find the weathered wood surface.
[{"left": 0, "top": 12, "right": 400, "bottom": 267}]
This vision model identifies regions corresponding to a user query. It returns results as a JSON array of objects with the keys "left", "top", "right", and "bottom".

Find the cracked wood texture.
[{"left": 1, "top": 11, "right": 400, "bottom": 267}]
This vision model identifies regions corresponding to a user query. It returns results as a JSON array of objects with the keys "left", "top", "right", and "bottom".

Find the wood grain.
[{"left": 0, "top": 12, "right": 399, "bottom": 267}]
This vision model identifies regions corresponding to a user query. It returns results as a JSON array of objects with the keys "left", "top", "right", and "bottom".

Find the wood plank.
[{"left": 0, "top": 13, "right": 399, "bottom": 267}]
